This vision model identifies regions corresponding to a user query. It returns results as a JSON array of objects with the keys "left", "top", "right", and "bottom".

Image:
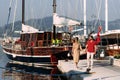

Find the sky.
[{"left": 0, "top": 0, "right": 120, "bottom": 27}]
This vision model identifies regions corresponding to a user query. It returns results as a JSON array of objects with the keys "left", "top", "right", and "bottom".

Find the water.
[{"left": 0, "top": 46, "right": 66, "bottom": 80}]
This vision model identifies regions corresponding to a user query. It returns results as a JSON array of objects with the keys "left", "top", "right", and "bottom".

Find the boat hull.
[
  {"left": 106, "top": 49, "right": 120, "bottom": 56},
  {"left": 5, "top": 53, "right": 51, "bottom": 63},
  {"left": 2, "top": 46, "right": 72, "bottom": 66}
]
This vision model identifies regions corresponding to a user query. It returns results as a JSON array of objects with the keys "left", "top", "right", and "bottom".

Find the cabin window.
[
  {"left": 31, "top": 33, "right": 36, "bottom": 41},
  {"left": 57, "top": 33, "right": 62, "bottom": 40},
  {"left": 21, "top": 34, "right": 30, "bottom": 42},
  {"left": 25, "top": 34, "right": 30, "bottom": 42},
  {"left": 37, "top": 33, "right": 44, "bottom": 40},
  {"left": 43, "top": 32, "right": 52, "bottom": 46}
]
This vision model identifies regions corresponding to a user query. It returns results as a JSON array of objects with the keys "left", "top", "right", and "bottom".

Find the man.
[{"left": 86, "top": 26, "right": 101, "bottom": 71}]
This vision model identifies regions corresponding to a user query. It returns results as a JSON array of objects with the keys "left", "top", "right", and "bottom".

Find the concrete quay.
[{"left": 57, "top": 59, "right": 120, "bottom": 80}]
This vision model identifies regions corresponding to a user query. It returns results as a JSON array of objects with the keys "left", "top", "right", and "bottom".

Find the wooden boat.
[
  {"left": 2, "top": 0, "right": 81, "bottom": 66},
  {"left": 2, "top": 31, "right": 72, "bottom": 66}
]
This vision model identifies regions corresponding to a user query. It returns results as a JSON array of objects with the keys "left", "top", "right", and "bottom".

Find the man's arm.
[
  {"left": 94, "top": 45, "right": 97, "bottom": 54},
  {"left": 95, "top": 26, "right": 102, "bottom": 45}
]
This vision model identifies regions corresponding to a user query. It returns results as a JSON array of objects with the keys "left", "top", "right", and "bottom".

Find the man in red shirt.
[{"left": 86, "top": 26, "right": 101, "bottom": 70}]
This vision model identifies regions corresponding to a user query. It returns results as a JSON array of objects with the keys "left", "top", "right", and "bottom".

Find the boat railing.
[
  {"left": 106, "top": 44, "right": 120, "bottom": 50},
  {"left": 97, "top": 45, "right": 107, "bottom": 49},
  {"left": 2, "top": 41, "right": 13, "bottom": 48}
]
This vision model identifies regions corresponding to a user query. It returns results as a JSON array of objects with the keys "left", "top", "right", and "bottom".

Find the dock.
[{"left": 57, "top": 59, "right": 120, "bottom": 80}]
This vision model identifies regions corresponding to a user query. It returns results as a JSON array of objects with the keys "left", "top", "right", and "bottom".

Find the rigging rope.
[
  {"left": 12, "top": 0, "right": 18, "bottom": 33},
  {"left": 88, "top": 0, "right": 103, "bottom": 36},
  {"left": 4, "top": 0, "right": 13, "bottom": 37},
  {"left": 94, "top": 0, "right": 102, "bottom": 27},
  {"left": 8, "top": 0, "right": 18, "bottom": 38}
]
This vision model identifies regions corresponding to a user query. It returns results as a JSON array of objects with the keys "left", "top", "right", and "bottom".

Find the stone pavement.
[{"left": 57, "top": 59, "right": 120, "bottom": 80}]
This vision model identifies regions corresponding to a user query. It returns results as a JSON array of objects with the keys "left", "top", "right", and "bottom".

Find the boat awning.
[
  {"left": 21, "top": 24, "right": 42, "bottom": 34},
  {"left": 53, "top": 13, "right": 81, "bottom": 27}
]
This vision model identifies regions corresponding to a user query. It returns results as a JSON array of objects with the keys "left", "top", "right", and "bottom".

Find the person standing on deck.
[
  {"left": 72, "top": 37, "right": 82, "bottom": 68},
  {"left": 86, "top": 26, "right": 102, "bottom": 70}
]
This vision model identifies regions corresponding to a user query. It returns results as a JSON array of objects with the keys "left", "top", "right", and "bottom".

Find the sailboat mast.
[
  {"left": 53, "top": 0, "right": 56, "bottom": 40},
  {"left": 53, "top": 0, "right": 56, "bottom": 13},
  {"left": 22, "top": 0, "right": 25, "bottom": 24},
  {"left": 84, "top": 0, "right": 87, "bottom": 37},
  {"left": 105, "top": 0, "right": 108, "bottom": 32}
]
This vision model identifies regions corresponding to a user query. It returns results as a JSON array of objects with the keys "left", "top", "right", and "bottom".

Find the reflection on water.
[
  {"left": 2, "top": 62, "right": 63, "bottom": 80},
  {"left": 0, "top": 46, "right": 65, "bottom": 80},
  {"left": 3, "top": 71, "right": 52, "bottom": 80}
]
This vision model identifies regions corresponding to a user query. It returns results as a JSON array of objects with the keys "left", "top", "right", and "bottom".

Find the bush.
[{"left": 114, "top": 52, "right": 120, "bottom": 59}]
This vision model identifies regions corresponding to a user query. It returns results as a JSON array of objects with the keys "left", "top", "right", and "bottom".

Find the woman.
[{"left": 72, "top": 37, "right": 82, "bottom": 68}]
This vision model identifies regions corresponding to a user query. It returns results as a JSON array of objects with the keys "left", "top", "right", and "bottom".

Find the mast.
[
  {"left": 84, "top": 0, "right": 87, "bottom": 37},
  {"left": 53, "top": 0, "right": 56, "bottom": 40},
  {"left": 22, "top": 0, "right": 25, "bottom": 24},
  {"left": 53, "top": 0, "right": 56, "bottom": 13},
  {"left": 105, "top": 0, "right": 108, "bottom": 32}
]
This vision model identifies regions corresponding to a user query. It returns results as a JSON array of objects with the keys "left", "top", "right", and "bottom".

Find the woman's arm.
[
  {"left": 85, "top": 44, "right": 88, "bottom": 52},
  {"left": 79, "top": 43, "right": 82, "bottom": 51},
  {"left": 72, "top": 44, "right": 75, "bottom": 55}
]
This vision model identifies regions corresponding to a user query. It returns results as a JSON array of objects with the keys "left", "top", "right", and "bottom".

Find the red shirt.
[
  {"left": 86, "top": 32, "right": 100, "bottom": 52},
  {"left": 86, "top": 40, "right": 96, "bottom": 52}
]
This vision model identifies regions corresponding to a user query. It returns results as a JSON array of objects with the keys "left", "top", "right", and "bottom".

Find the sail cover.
[
  {"left": 22, "top": 24, "right": 39, "bottom": 33},
  {"left": 53, "top": 13, "right": 81, "bottom": 27}
]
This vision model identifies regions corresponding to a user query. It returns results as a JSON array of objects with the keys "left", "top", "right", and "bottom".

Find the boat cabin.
[
  {"left": 20, "top": 32, "right": 61, "bottom": 47},
  {"left": 18, "top": 31, "right": 71, "bottom": 49}
]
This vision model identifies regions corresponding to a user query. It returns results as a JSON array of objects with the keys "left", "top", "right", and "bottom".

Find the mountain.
[
  {"left": 109, "top": 19, "right": 120, "bottom": 30},
  {"left": 0, "top": 17, "right": 120, "bottom": 37},
  {"left": 0, "top": 16, "right": 53, "bottom": 37},
  {"left": 25, "top": 16, "right": 53, "bottom": 31}
]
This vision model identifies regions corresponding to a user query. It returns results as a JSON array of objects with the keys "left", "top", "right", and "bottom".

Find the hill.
[{"left": 0, "top": 17, "right": 120, "bottom": 37}]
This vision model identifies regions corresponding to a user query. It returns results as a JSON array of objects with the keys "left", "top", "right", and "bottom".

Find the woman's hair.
[
  {"left": 75, "top": 37, "right": 79, "bottom": 42},
  {"left": 72, "top": 37, "right": 80, "bottom": 44},
  {"left": 72, "top": 38, "right": 75, "bottom": 43}
]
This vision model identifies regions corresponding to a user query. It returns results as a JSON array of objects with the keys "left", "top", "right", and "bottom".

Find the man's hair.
[{"left": 89, "top": 35, "right": 95, "bottom": 40}]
